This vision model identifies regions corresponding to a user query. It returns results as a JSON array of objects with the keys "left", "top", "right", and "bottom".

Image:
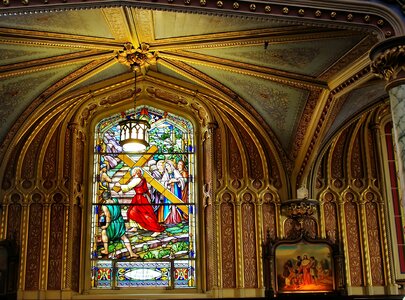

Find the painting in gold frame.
[{"left": 275, "top": 241, "right": 334, "bottom": 294}]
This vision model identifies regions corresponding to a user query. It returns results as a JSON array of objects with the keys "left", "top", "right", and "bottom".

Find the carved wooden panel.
[
  {"left": 203, "top": 135, "right": 212, "bottom": 188},
  {"left": 22, "top": 123, "right": 51, "bottom": 180},
  {"left": 214, "top": 128, "right": 223, "bottom": 181},
  {"left": 367, "top": 130, "right": 378, "bottom": 181},
  {"left": 47, "top": 203, "right": 65, "bottom": 290},
  {"left": 365, "top": 201, "right": 384, "bottom": 285},
  {"left": 242, "top": 202, "right": 257, "bottom": 288},
  {"left": 205, "top": 204, "right": 214, "bottom": 290},
  {"left": 6, "top": 202, "right": 21, "bottom": 245},
  {"left": 63, "top": 126, "right": 72, "bottom": 188},
  {"left": 284, "top": 218, "right": 301, "bottom": 239},
  {"left": 344, "top": 201, "right": 363, "bottom": 286},
  {"left": 71, "top": 204, "right": 82, "bottom": 291},
  {"left": 350, "top": 131, "right": 364, "bottom": 183},
  {"left": 42, "top": 129, "right": 58, "bottom": 183},
  {"left": 74, "top": 136, "right": 84, "bottom": 184},
  {"left": 262, "top": 202, "right": 276, "bottom": 240},
  {"left": 25, "top": 202, "right": 43, "bottom": 290},
  {"left": 221, "top": 202, "right": 236, "bottom": 288},
  {"left": 237, "top": 126, "right": 263, "bottom": 180},
  {"left": 229, "top": 132, "right": 243, "bottom": 180},
  {"left": 331, "top": 128, "right": 348, "bottom": 181},
  {"left": 302, "top": 217, "right": 317, "bottom": 239},
  {"left": 324, "top": 201, "right": 338, "bottom": 244},
  {"left": 269, "top": 154, "right": 282, "bottom": 189}
]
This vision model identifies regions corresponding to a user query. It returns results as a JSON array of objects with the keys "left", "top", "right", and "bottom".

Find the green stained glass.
[{"left": 90, "top": 106, "right": 196, "bottom": 289}]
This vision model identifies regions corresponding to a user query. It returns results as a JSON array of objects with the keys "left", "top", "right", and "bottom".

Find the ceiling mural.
[
  {"left": 0, "top": 44, "right": 82, "bottom": 66},
  {"left": 152, "top": 10, "right": 286, "bottom": 39},
  {"left": 0, "top": 10, "right": 114, "bottom": 38},
  {"left": 0, "top": 62, "right": 86, "bottom": 141},
  {"left": 156, "top": 64, "right": 203, "bottom": 87},
  {"left": 186, "top": 34, "right": 364, "bottom": 77},
  {"left": 188, "top": 62, "right": 308, "bottom": 149},
  {"left": 70, "top": 63, "right": 129, "bottom": 93},
  {"left": 0, "top": 2, "right": 400, "bottom": 184},
  {"left": 324, "top": 80, "right": 388, "bottom": 144}
]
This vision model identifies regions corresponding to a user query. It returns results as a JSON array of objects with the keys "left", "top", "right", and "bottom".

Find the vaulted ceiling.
[{"left": 0, "top": 1, "right": 403, "bottom": 186}]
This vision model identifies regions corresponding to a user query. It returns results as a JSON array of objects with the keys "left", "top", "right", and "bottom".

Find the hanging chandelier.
[{"left": 116, "top": 42, "right": 157, "bottom": 153}]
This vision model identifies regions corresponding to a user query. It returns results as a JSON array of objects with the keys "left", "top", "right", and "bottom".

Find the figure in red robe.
[{"left": 116, "top": 167, "right": 164, "bottom": 237}]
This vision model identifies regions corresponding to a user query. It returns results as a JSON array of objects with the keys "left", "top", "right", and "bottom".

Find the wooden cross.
[{"left": 112, "top": 145, "right": 188, "bottom": 215}]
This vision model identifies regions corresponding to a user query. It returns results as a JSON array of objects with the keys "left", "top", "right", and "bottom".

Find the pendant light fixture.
[{"left": 116, "top": 42, "right": 157, "bottom": 153}]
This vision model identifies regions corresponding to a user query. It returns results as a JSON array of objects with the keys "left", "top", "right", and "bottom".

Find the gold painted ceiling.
[{"left": 0, "top": 1, "right": 403, "bottom": 184}]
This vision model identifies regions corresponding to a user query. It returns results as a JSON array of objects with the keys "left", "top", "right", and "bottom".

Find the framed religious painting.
[
  {"left": 275, "top": 241, "right": 334, "bottom": 294},
  {"left": 263, "top": 234, "right": 346, "bottom": 298}
]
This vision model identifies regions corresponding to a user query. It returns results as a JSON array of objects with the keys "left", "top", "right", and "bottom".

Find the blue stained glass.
[{"left": 91, "top": 106, "right": 196, "bottom": 289}]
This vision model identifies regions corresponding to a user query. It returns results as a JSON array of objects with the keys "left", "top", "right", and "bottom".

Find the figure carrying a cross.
[{"left": 115, "top": 167, "right": 165, "bottom": 238}]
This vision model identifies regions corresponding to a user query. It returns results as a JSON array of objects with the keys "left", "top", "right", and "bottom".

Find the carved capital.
[{"left": 370, "top": 36, "right": 405, "bottom": 90}]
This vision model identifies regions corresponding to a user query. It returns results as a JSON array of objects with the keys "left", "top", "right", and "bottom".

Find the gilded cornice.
[
  {"left": 160, "top": 50, "right": 327, "bottom": 90},
  {"left": 0, "top": 28, "right": 122, "bottom": 50},
  {"left": 150, "top": 27, "right": 361, "bottom": 51},
  {"left": 0, "top": 50, "right": 112, "bottom": 79},
  {"left": 0, "top": 0, "right": 398, "bottom": 38}
]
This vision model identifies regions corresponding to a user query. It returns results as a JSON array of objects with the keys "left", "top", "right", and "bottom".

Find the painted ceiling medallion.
[{"left": 116, "top": 42, "right": 158, "bottom": 75}]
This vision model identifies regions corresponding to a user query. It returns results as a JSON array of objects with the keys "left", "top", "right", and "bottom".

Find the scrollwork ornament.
[{"left": 371, "top": 45, "right": 405, "bottom": 82}]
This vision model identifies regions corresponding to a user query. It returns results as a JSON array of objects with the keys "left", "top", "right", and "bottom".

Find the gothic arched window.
[{"left": 90, "top": 106, "right": 196, "bottom": 289}]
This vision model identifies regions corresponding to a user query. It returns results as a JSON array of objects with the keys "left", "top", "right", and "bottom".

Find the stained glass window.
[{"left": 91, "top": 106, "right": 196, "bottom": 289}]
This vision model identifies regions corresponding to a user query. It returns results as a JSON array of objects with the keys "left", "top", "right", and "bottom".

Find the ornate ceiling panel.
[
  {"left": 157, "top": 63, "right": 204, "bottom": 87},
  {"left": 324, "top": 80, "right": 387, "bottom": 144},
  {"left": 0, "top": 9, "right": 114, "bottom": 38},
  {"left": 0, "top": 44, "right": 82, "bottom": 66},
  {"left": 0, "top": 62, "right": 87, "bottom": 141},
  {"left": 70, "top": 63, "right": 129, "bottom": 93},
  {"left": 152, "top": 10, "right": 286, "bottom": 39},
  {"left": 188, "top": 62, "right": 308, "bottom": 149},
  {"left": 187, "top": 35, "right": 365, "bottom": 77}
]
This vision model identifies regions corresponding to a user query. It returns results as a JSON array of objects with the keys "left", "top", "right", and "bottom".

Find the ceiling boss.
[{"left": 116, "top": 42, "right": 158, "bottom": 75}]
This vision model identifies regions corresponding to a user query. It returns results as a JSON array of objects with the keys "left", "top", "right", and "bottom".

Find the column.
[{"left": 370, "top": 36, "right": 405, "bottom": 205}]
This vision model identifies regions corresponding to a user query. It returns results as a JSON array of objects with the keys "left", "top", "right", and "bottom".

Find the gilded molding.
[
  {"left": 0, "top": 1, "right": 397, "bottom": 38},
  {"left": 160, "top": 51, "right": 326, "bottom": 90},
  {"left": 0, "top": 51, "right": 113, "bottom": 79},
  {"left": 0, "top": 28, "right": 121, "bottom": 50}
]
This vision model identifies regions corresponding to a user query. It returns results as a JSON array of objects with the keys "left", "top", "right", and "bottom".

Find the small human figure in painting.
[
  {"left": 150, "top": 159, "right": 166, "bottom": 213},
  {"left": 115, "top": 167, "right": 165, "bottom": 237},
  {"left": 99, "top": 163, "right": 112, "bottom": 191},
  {"left": 99, "top": 191, "right": 137, "bottom": 258},
  {"left": 159, "top": 160, "right": 185, "bottom": 225}
]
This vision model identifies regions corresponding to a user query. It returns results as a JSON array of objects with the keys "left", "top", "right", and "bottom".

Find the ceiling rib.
[
  {"left": 0, "top": 51, "right": 113, "bottom": 79},
  {"left": 159, "top": 51, "right": 328, "bottom": 90},
  {"left": 149, "top": 28, "right": 363, "bottom": 51},
  {"left": 0, "top": 28, "right": 122, "bottom": 50}
]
